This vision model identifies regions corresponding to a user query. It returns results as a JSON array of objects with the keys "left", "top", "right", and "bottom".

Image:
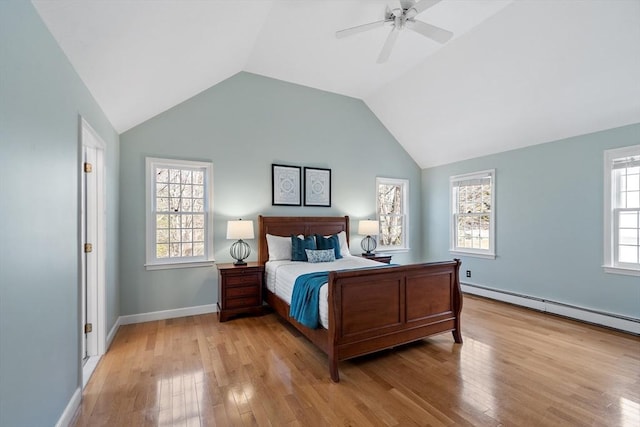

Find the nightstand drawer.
[
  {"left": 226, "top": 285, "right": 259, "bottom": 298},
  {"left": 226, "top": 295, "right": 260, "bottom": 309},
  {"left": 225, "top": 273, "right": 261, "bottom": 287}
]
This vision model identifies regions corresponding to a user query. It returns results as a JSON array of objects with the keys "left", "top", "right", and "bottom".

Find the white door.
[
  {"left": 82, "top": 145, "right": 99, "bottom": 360},
  {"left": 80, "top": 118, "right": 106, "bottom": 386}
]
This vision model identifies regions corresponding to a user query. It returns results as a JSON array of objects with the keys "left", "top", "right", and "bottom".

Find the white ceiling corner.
[
  {"left": 33, "top": 0, "right": 274, "bottom": 132},
  {"left": 32, "top": 0, "right": 640, "bottom": 168}
]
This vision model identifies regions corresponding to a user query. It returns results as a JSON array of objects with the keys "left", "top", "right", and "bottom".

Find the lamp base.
[
  {"left": 360, "top": 235, "right": 377, "bottom": 254},
  {"left": 230, "top": 239, "right": 251, "bottom": 266}
]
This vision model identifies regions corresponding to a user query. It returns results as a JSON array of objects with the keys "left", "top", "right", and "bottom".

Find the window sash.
[
  {"left": 379, "top": 214, "right": 405, "bottom": 247},
  {"left": 613, "top": 166, "right": 640, "bottom": 209},
  {"left": 146, "top": 158, "right": 214, "bottom": 269},
  {"left": 450, "top": 169, "right": 495, "bottom": 258},
  {"left": 604, "top": 145, "right": 640, "bottom": 274},
  {"left": 454, "top": 212, "right": 492, "bottom": 251},
  {"left": 613, "top": 208, "right": 640, "bottom": 268},
  {"left": 376, "top": 177, "right": 409, "bottom": 251}
]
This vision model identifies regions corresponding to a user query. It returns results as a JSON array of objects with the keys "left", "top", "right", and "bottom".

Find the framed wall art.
[
  {"left": 272, "top": 164, "right": 301, "bottom": 206},
  {"left": 304, "top": 167, "right": 331, "bottom": 207}
]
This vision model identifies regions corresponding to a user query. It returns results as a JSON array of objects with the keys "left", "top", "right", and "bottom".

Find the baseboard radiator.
[{"left": 461, "top": 282, "right": 639, "bottom": 335}]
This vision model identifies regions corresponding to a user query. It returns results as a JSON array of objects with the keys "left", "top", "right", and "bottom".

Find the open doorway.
[{"left": 79, "top": 117, "right": 106, "bottom": 387}]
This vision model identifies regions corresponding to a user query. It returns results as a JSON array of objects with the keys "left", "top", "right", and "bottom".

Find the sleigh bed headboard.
[{"left": 257, "top": 216, "right": 350, "bottom": 265}]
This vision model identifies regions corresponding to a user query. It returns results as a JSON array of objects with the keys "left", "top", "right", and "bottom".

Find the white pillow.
[
  {"left": 266, "top": 234, "right": 291, "bottom": 261},
  {"left": 335, "top": 231, "right": 351, "bottom": 256}
]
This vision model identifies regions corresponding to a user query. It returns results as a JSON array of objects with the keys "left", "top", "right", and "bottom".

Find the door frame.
[{"left": 79, "top": 116, "right": 107, "bottom": 386}]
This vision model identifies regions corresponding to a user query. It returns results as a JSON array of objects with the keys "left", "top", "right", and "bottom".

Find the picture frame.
[
  {"left": 272, "top": 164, "right": 301, "bottom": 206},
  {"left": 304, "top": 167, "right": 331, "bottom": 207}
]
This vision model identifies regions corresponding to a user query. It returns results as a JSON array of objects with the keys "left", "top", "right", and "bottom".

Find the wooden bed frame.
[{"left": 258, "top": 215, "right": 463, "bottom": 382}]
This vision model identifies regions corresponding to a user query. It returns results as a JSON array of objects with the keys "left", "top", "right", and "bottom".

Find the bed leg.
[
  {"left": 329, "top": 357, "right": 340, "bottom": 382},
  {"left": 452, "top": 328, "right": 463, "bottom": 344}
]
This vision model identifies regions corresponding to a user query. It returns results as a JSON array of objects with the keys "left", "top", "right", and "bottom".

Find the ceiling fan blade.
[
  {"left": 336, "top": 19, "right": 389, "bottom": 39},
  {"left": 406, "top": 19, "right": 453, "bottom": 44},
  {"left": 399, "top": 0, "right": 415, "bottom": 10},
  {"left": 377, "top": 27, "right": 400, "bottom": 63},
  {"left": 409, "top": 0, "right": 443, "bottom": 15}
]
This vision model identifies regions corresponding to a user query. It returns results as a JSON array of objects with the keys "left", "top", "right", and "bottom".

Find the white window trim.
[
  {"left": 376, "top": 177, "right": 410, "bottom": 252},
  {"left": 145, "top": 157, "right": 214, "bottom": 270},
  {"left": 603, "top": 145, "right": 640, "bottom": 276},
  {"left": 450, "top": 169, "right": 496, "bottom": 259}
]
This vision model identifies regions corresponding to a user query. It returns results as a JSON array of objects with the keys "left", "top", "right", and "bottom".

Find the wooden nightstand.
[
  {"left": 360, "top": 253, "right": 392, "bottom": 264},
  {"left": 217, "top": 262, "right": 264, "bottom": 322}
]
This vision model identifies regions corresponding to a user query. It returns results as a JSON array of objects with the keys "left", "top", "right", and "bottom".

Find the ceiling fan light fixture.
[
  {"left": 405, "top": 7, "right": 418, "bottom": 20},
  {"left": 335, "top": 0, "right": 453, "bottom": 63}
]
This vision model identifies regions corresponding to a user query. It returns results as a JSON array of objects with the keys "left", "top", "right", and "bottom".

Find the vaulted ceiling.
[{"left": 33, "top": 0, "right": 640, "bottom": 168}]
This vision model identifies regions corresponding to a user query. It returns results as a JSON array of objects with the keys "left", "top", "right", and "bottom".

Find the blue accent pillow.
[
  {"left": 305, "top": 249, "right": 336, "bottom": 263},
  {"left": 291, "top": 235, "right": 316, "bottom": 261},
  {"left": 315, "top": 234, "right": 342, "bottom": 259}
]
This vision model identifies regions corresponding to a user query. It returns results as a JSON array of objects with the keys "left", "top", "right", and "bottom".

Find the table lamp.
[
  {"left": 226, "top": 219, "right": 254, "bottom": 265},
  {"left": 358, "top": 220, "right": 379, "bottom": 255}
]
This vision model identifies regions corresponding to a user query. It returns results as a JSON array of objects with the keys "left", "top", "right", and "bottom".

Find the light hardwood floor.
[{"left": 73, "top": 295, "right": 640, "bottom": 426}]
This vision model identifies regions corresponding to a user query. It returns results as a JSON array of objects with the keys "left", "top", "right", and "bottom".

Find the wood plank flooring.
[{"left": 72, "top": 295, "right": 640, "bottom": 426}]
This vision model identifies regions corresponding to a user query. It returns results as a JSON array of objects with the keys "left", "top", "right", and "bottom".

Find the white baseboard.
[
  {"left": 461, "top": 282, "right": 640, "bottom": 335},
  {"left": 82, "top": 356, "right": 101, "bottom": 389},
  {"left": 119, "top": 304, "right": 217, "bottom": 326},
  {"left": 461, "top": 283, "right": 546, "bottom": 311},
  {"left": 106, "top": 316, "right": 121, "bottom": 350},
  {"left": 55, "top": 387, "right": 81, "bottom": 427}
]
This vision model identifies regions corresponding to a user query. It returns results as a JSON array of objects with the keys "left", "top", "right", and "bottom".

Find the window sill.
[
  {"left": 450, "top": 250, "right": 496, "bottom": 260},
  {"left": 603, "top": 266, "right": 640, "bottom": 277},
  {"left": 145, "top": 260, "right": 215, "bottom": 271},
  {"left": 375, "top": 248, "right": 410, "bottom": 254}
]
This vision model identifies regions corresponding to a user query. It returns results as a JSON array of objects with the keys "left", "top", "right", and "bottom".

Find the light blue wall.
[
  {"left": 0, "top": 2, "right": 119, "bottom": 426},
  {"left": 119, "top": 72, "right": 422, "bottom": 316},
  {"left": 422, "top": 123, "right": 640, "bottom": 318}
]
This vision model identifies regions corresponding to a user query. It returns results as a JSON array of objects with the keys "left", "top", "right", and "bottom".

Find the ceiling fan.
[{"left": 335, "top": 0, "right": 453, "bottom": 63}]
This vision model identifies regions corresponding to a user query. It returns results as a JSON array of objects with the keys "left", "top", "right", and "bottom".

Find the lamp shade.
[
  {"left": 358, "top": 220, "right": 379, "bottom": 236},
  {"left": 226, "top": 220, "right": 254, "bottom": 240}
]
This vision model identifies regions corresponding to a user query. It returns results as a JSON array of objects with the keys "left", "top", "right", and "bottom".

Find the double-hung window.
[
  {"left": 145, "top": 157, "right": 214, "bottom": 270},
  {"left": 376, "top": 177, "right": 409, "bottom": 251},
  {"left": 450, "top": 169, "right": 495, "bottom": 259},
  {"left": 604, "top": 145, "right": 640, "bottom": 275}
]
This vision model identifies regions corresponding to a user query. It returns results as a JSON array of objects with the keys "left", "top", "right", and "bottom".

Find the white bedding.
[{"left": 265, "top": 255, "right": 384, "bottom": 328}]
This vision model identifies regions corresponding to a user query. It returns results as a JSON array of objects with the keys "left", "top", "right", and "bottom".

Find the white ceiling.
[{"left": 33, "top": 0, "right": 640, "bottom": 168}]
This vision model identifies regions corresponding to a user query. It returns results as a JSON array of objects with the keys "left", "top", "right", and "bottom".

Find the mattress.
[{"left": 264, "top": 255, "right": 384, "bottom": 328}]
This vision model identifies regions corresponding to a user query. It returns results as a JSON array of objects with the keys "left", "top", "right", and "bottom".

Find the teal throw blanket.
[{"left": 290, "top": 271, "right": 329, "bottom": 329}]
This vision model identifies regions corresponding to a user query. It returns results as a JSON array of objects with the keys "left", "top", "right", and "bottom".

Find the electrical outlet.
[{"left": 466, "top": 270, "right": 471, "bottom": 278}]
